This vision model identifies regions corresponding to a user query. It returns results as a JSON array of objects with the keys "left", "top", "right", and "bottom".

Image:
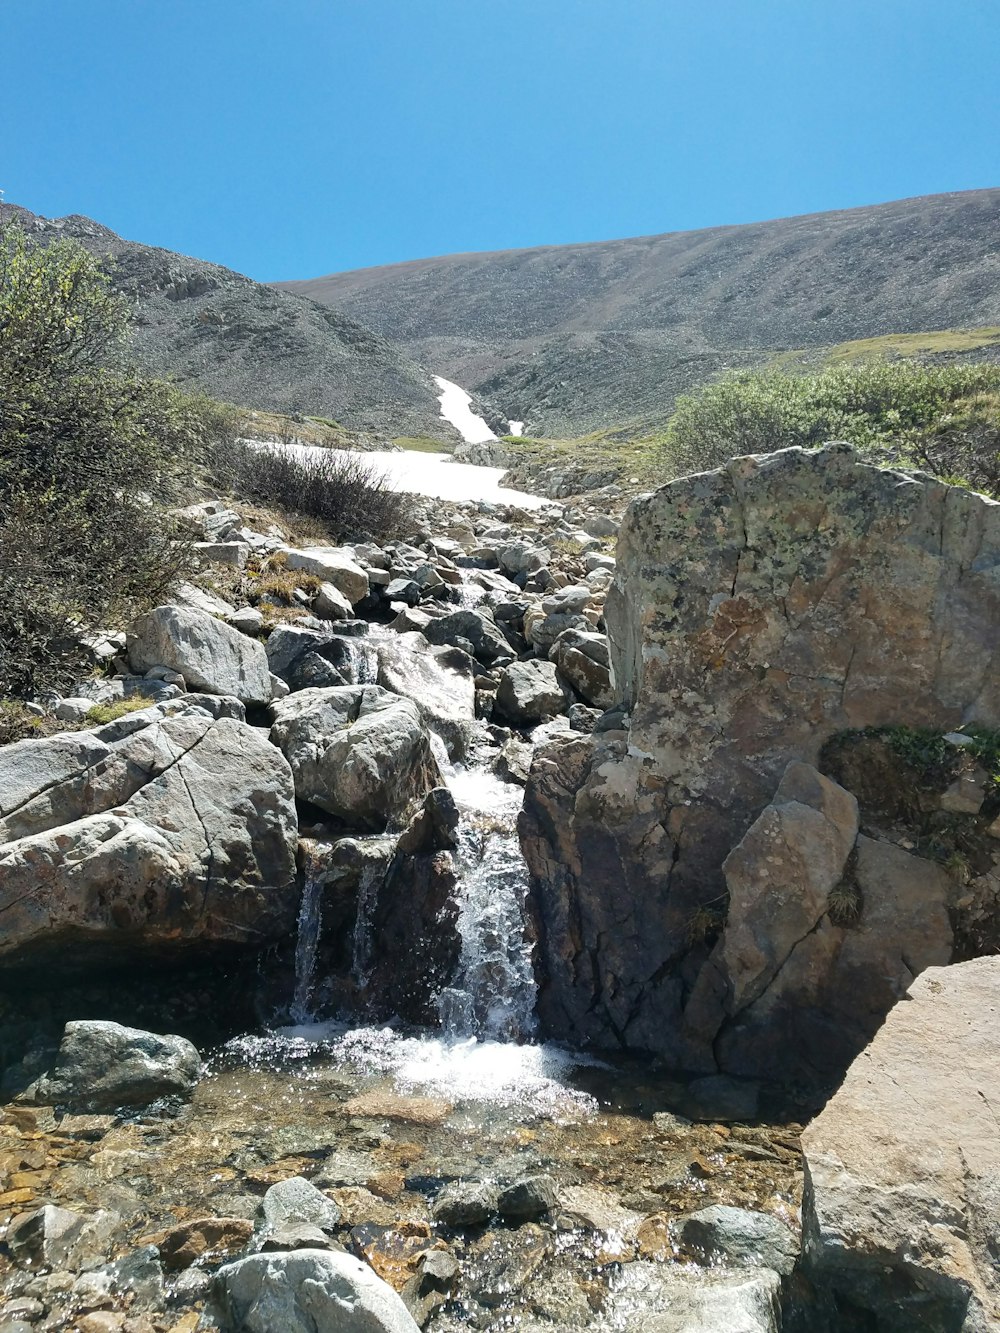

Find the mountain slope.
[
  {"left": 277, "top": 189, "right": 1000, "bottom": 436},
  {"left": 0, "top": 203, "right": 455, "bottom": 442}
]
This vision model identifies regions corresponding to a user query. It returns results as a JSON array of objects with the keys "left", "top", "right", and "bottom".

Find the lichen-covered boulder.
[{"left": 521, "top": 446, "right": 1000, "bottom": 1077}]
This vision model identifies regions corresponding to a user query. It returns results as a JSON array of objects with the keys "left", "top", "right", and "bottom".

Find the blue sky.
[{"left": 2, "top": 0, "right": 998, "bottom": 281}]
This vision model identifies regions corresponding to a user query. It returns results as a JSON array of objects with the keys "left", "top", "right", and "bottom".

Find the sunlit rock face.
[{"left": 520, "top": 444, "right": 1000, "bottom": 1080}]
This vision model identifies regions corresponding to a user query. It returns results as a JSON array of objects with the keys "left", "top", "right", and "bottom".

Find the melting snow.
[{"left": 434, "top": 374, "right": 497, "bottom": 444}]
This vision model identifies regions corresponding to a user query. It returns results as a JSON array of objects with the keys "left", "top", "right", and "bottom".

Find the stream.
[{"left": 0, "top": 487, "right": 804, "bottom": 1331}]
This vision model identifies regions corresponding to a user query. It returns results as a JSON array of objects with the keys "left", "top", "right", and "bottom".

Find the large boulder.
[
  {"left": 520, "top": 446, "right": 1000, "bottom": 1075},
  {"left": 270, "top": 686, "right": 443, "bottom": 831},
  {"left": 0, "top": 703, "right": 298, "bottom": 970},
  {"left": 266, "top": 624, "right": 378, "bottom": 691},
  {"left": 216, "top": 1249, "right": 420, "bottom": 1333},
  {"left": 279, "top": 547, "right": 370, "bottom": 605},
  {"left": 496, "top": 660, "right": 568, "bottom": 726},
  {"left": 128, "top": 604, "right": 272, "bottom": 704},
  {"left": 801, "top": 957, "right": 1000, "bottom": 1331},
  {"left": 33, "top": 1021, "right": 201, "bottom": 1110}
]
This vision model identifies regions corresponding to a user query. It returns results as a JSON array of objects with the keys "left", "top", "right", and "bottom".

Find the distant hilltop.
[
  {"left": 276, "top": 189, "right": 1000, "bottom": 437},
  {"left": 0, "top": 202, "right": 456, "bottom": 444}
]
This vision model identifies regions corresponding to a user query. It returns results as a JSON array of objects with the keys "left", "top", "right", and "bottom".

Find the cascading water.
[
  {"left": 289, "top": 841, "right": 331, "bottom": 1023},
  {"left": 350, "top": 858, "right": 383, "bottom": 997},
  {"left": 436, "top": 764, "right": 537, "bottom": 1042}
]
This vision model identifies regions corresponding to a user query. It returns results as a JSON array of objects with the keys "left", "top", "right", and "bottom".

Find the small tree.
[{"left": 0, "top": 225, "right": 227, "bottom": 698}]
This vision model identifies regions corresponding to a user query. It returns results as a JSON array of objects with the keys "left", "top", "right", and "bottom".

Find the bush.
[
  {"left": 209, "top": 437, "right": 405, "bottom": 541},
  {"left": 0, "top": 224, "right": 233, "bottom": 698},
  {"left": 662, "top": 361, "right": 1000, "bottom": 494}
]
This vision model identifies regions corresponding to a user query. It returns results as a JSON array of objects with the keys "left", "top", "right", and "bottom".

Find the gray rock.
[
  {"left": 7, "top": 1205, "right": 121, "bottom": 1273},
  {"left": 228, "top": 606, "right": 265, "bottom": 636},
  {"left": 270, "top": 685, "right": 442, "bottom": 831},
  {"left": 127, "top": 604, "right": 272, "bottom": 704},
  {"left": 497, "top": 1175, "right": 558, "bottom": 1221},
  {"left": 279, "top": 547, "right": 370, "bottom": 605},
  {"left": 675, "top": 1205, "right": 799, "bottom": 1276},
  {"left": 261, "top": 1223, "right": 342, "bottom": 1253},
  {"left": 34, "top": 1021, "right": 201, "bottom": 1111},
  {"left": 54, "top": 697, "right": 98, "bottom": 723},
  {"left": 0, "top": 709, "right": 298, "bottom": 969},
  {"left": 432, "top": 1181, "right": 499, "bottom": 1228},
  {"left": 551, "top": 628, "right": 613, "bottom": 708},
  {"left": 385, "top": 577, "right": 422, "bottom": 606},
  {"left": 496, "top": 659, "right": 568, "bottom": 726},
  {"left": 192, "top": 540, "right": 250, "bottom": 567},
  {"left": 260, "top": 1176, "right": 341, "bottom": 1237},
  {"left": 424, "top": 609, "right": 511, "bottom": 666},
  {"left": 802, "top": 957, "right": 1000, "bottom": 1331},
  {"left": 216, "top": 1249, "right": 420, "bottom": 1333},
  {"left": 314, "top": 581, "right": 355, "bottom": 620},
  {"left": 605, "top": 1262, "right": 781, "bottom": 1332}
]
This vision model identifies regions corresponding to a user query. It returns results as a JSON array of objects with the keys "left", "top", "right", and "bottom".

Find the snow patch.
[{"left": 434, "top": 375, "right": 497, "bottom": 445}]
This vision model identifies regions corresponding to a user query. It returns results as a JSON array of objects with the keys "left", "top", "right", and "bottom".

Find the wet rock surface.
[
  {"left": 0, "top": 1039, "right": 802, "bottom": 1330},
  {"left": 30, "top": 1022, "right": 202, "bottom": 1113}
]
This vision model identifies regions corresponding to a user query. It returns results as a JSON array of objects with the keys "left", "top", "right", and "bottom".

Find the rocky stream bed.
[{"left": 1, "top": 443, "right": 999, "bottom": 1331}]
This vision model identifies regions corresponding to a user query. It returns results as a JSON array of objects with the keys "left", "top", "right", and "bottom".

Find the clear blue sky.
[{"left": 3, "top": 0, "right": 998, "bottom": 281}]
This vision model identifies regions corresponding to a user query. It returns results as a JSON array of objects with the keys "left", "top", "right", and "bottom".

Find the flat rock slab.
[
  {"left": 343, "top": 1092, "right": 453, "bottom": 1126},
  {"left": 802, "top": 956, "right": 1000, "bottom": 1330}
]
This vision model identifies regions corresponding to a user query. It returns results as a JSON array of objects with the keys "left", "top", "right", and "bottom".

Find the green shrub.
[
  {"left": 661, "top": 361, "right": 1000, "bottom": 494},
  {"left": 0, "top": 224, "right": 234, "bottom": 698},
  {"left": 208, "top": 437, "right": 405, "bottom": 541}
]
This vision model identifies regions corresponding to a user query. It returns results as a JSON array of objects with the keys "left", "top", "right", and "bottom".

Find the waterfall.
[
  {"left": 290, "top": 842, "right": 331, "bottom": 1023},
  {"left": 350, "top": 859, "right": 383, "bottom": 996},
  {"left": 436, "top": 766, "right": 538, "bottom": 1042}
]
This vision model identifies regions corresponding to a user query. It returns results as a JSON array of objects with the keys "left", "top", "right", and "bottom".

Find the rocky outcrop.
[
  {"left": 521, "top": 446, "right": 1000, "bottom": 1076},
  {"left": 127, "top": 604, "right": 273, "bottom": 705},
  {"left": 270, "top": 685, "right": 443, "bottom": 831},
  {"left": 32, "top": 1021, "right": 202, "bottom": 1110},
  {"left": 0, "top": 701, "right": 298, "bottom": 969},
  {"left": 801, "top": 957, "right": 1000, "bottom": 1331}
]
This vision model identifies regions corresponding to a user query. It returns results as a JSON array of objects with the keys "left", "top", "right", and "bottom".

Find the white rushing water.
[
  {"left": 436, "top": 762, "right": 538, "bottom": 1043},
  {"left": 433, "top": 374, "right": 497, "bottom": 444}
]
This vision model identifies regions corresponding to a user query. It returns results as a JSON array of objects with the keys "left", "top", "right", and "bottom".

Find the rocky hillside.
[
  {"left": 278, "top": 188, "right": 1000, "bottom": 436},
  {"left": 0, "top": 203, "right": 456, "bottom": 442}
]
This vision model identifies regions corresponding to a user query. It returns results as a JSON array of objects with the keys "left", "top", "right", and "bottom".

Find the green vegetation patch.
[
  {"left": 660, "top": 360, "right": 1000, "bottom": 494},
  {"left": 0, "top": 223, "right": 239, "bottom": 699}
]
